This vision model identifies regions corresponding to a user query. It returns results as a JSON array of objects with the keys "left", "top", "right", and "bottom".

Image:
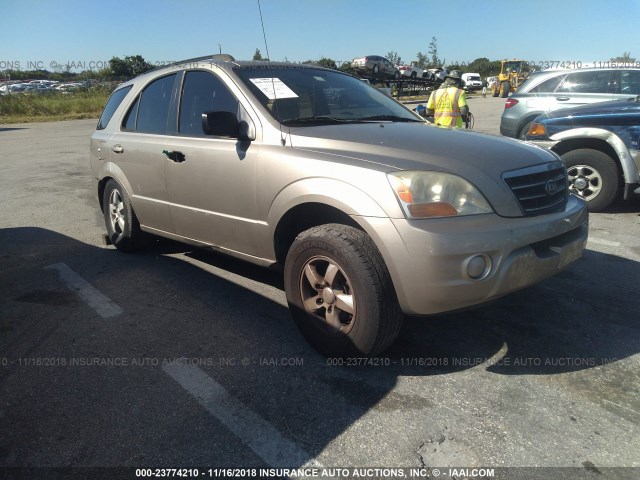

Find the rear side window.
[
  {"left": 178, "top": 71, "right": 239, "bottom": 136},
  {"left": 97, "top": 86, "right": 132, "bottom": 130},
  {"left": 136, "top": 74, "right": 177, "bottom": 134},
  {"left": 556, "top": 71, "right": 613, "bottom": 94}
]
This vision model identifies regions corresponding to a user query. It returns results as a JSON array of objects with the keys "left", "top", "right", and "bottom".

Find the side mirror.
[{"left": 201, "top": 111, "right": 255, "bottom": 141}]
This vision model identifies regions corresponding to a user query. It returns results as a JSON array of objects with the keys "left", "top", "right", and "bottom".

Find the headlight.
[{"left": 388, "top": 171, "right": 493, "bottom": 219}]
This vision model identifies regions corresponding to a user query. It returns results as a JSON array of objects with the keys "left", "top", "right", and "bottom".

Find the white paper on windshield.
[{"left": 250, "top": 78, "right": 298, "bottom": 99}]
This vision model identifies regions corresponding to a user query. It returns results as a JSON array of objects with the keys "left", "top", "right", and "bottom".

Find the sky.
[{"left": 1, "top": 0, "right": 640, "bottom": 72}]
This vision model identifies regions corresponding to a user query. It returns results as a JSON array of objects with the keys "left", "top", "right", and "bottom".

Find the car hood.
[
  {"left": 537, "top": 98, "right": 640, "bottom": 122},
  {"left": 288, "top": 122, "right": 560, "bottom": 217},
  {"left": 289, "top": 121, "right": 555, "bottom": 174}
]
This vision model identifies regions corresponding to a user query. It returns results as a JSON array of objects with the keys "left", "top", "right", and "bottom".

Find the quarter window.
[
  {"left": 528, "top": 75, "right": 564, "bottom": 94},
  {"left": 136, "top": 74, "right": 177, "bottom": 134},
  {"left": 178, "top": 71, "right": 239, "bottom": 136},
  {"left": 97, "top": 86, "right": 132, "bottom": 130}
]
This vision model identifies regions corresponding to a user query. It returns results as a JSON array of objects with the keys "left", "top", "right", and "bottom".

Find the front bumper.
[{"left": 360, "top": 195, "right": 588, "bottom": 315}]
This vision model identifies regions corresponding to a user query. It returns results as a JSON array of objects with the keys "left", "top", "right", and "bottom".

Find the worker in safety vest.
[{"left": 426, "top": 70, "right": 469, "bottom": 128}]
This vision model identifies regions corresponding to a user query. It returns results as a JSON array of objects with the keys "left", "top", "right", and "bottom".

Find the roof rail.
[{"left": 146, "top": 54, "right": 237, "bottom": 74}]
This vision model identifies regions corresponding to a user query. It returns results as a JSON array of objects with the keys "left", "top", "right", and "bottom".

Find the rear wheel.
[
  {"left": 394, "top": 71, "right": 400, "bottom": 80},
  {"left": 372, "top": 64, "right": 380, "bottom": 75},
  {"left": 561, "top": 149, "right": 620, "bottom": 212},
  {"left": 103, "top": 179, "right": 148, "bottom": 252},
  {"left": 284, "top": 224, "right": 404, "bottom": 357},
  {"left": 500, "top": 81, "right": 510, "bottom": 98}
]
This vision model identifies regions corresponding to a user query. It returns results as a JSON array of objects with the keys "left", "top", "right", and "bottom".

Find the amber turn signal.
[
  {"left": 408, "top": 202, "right": 458, "bottom": 218},
  {"left": 527, "top": 123, "right": 546, "bottom": 137}
]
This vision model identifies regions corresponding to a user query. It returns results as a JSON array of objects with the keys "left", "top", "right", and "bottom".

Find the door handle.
[
  {"left": 556, "top": 96, "right": 570, "bottom": 101},
  {"left": 111, "top": 144, "right": 124, "bottom": 153},
  {"left": 162, "top": 150, "right": 186, "bottom": 163}
]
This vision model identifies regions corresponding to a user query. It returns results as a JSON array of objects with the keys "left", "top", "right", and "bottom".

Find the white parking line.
[
  {"left": 588, "top": 237, "right": 621, "bottom": 247},
  {"left": 163, "top": 360, "right": 323, "bottom": 470},
  {"left": 44, "top": 262, "right": 123, "bottom": 318}
]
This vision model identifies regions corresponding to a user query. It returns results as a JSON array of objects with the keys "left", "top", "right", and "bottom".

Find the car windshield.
[{"left": 234, "top": 66, "right": 422, "bottom": 126}]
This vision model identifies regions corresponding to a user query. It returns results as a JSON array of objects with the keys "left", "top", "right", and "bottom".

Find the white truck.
[{"left": 462, "top": 73, "right": 482, "bottom": 91}]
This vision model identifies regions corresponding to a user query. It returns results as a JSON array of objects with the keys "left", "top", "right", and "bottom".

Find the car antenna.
[{"left": 257, "top": 0, "right": 286, "bottom": 146}]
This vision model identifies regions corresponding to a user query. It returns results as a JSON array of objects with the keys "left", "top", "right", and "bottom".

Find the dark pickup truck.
[{"left": 525, "top": 96, "right": 640, "bottom": 211}]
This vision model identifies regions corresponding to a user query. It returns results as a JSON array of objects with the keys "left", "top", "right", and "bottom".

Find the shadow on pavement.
[{"left": 1, "top": 227, "right": 639, "bottom": 469}]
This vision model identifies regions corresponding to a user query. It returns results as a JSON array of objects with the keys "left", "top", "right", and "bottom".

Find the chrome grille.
[{"left": 503, "top": 164, "right": 568, "bottom": 216}]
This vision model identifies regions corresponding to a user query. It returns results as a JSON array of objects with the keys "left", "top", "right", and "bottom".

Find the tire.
[
  {"left": 393, "top": 71, "right": 400, "bottom": 80},
  {"left": 284, "top": 224, "right": 404, "bottom": 357},
  {"left": 372, "top": 65, "right": 379, "bottom": 75},
  {"left": 561, "top": 149, "right": 620, "bottom": 212},
  {"left": 102, "top": 179, "right": 148, "bottom": 252},
  {"left": 410, "top": 72, "right": 417, "bottom": 78},
  {"left": 500, "top": 81, "right": 510, "bottom": 98}
]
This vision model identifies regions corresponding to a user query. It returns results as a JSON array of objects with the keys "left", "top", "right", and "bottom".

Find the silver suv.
[
  {"left": 500, "top": 67, "right": 640, "bottom": 139},
  {"left": 91, "top": 55, "right": 588, "bottom": 356}
]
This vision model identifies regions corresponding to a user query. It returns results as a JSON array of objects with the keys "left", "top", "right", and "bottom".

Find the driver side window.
[{"left": 179, "top": 71, "right": 239, "bottom": 137}]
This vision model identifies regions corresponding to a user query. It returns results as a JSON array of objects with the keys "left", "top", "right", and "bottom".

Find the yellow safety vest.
[{"left": 427, "top": 86, "right": 467, "bottom": 128}]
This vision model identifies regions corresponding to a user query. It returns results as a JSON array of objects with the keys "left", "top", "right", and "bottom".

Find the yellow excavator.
[{"left": 492, "top": 60, "right": 531, "bottom": 98}]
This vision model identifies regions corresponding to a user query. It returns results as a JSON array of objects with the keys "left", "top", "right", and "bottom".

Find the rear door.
[
  {"left": 551, "top": 70, "right": 615, "bottom": 110},
  {"left": 109, "top": 73, "right": 179, "bottom": 234}
]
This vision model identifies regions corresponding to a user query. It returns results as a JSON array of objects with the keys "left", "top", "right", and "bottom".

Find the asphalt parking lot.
[{"left": 1, "top": 99, "right": 639, "bottom": 479}]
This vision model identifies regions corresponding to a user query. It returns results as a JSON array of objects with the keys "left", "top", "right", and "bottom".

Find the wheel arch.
[
  {"left": 516, "top": 113, "right": 544, "bottom": 138},
  {"left": 550, "top": 128, "right": 638, "bottom": 184},
  {"left": 97, "top": 163, "right": 135, "bottom": 213},
  {"left": 273, "top": 203, "right": 361, "bottom": 265},
  {"left": 268, "top": 177, "right": 399, "bottom": 265}
]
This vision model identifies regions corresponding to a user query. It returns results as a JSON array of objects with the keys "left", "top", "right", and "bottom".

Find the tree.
[
  {"left": 415, "top": 52, "right": 428, "bottom": 69},
  {"left": 108, "top": 55, "right": 153, "bottom": 79},
  {"left": 316, "top": 57, "right": 338, "bottom": 70},
  {"left": 610, "top": 52, "right": 636, "bottom": 63},
  {"left": 253, "top": 48, "right": 269, "bottom": 61},
  {"left": 386, "top": 51, "right": 402, "bottom": 66},
  {"left": 466, "top": 57, "right": 500, "bottom": 77},
  {"left": 338, "top": 63, "right": 357, "bottom": 76},
  {"left": 427, "top": 36, "right": 441, "bottom": 68}
]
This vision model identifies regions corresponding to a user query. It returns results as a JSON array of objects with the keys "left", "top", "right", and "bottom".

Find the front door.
[{"left": 163, "top": 70, "right": 260, "bottom": 257}]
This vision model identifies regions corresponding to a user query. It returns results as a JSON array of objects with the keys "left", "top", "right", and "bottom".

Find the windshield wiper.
[{"left": 357, "top": 115, "right": 422, "bottom": 122}]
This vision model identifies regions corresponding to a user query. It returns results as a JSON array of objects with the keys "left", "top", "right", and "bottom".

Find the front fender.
[
  {"left": 551, "top": 127, "right": 640, "bottom": 184},
  {"left": 267, "top": 177, "right": 400, "bottom": 230}
]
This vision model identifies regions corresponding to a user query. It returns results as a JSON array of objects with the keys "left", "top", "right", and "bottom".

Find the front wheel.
[
  {"left": 284, "top": 224, "right": 404, "bottom": 357},
  {"left": 561, "top": 149, "right": 620, "bottom": 212},
  {"left": 499, "top": 81, "right": 510, "bottom": 98}
]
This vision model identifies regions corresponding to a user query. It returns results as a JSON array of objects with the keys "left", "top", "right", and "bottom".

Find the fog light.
[{"left": 466, "top": 255, "right": 491, "bottom": 280}]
